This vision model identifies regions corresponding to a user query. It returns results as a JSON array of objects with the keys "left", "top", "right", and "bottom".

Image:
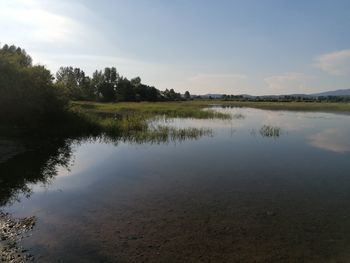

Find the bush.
[{"left": 0, "top": 44, "right": 68, "bottom": 125}]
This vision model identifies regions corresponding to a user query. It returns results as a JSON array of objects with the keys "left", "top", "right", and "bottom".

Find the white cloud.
[
  {"left": 314, "top": 49, "right": 350, "bottom": 76},
  {"left": 0, "top": 0, "right": 77, "bottom": 42},
  {"left": 0, "top": 0, "right": 100, "bottom": 48},
  {"left": 264, "top": 72, "right": 314, "bottom": 94}
]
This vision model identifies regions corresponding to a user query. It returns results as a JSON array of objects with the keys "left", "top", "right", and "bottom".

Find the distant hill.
[
  {"left": 200, "top": 89, "right": 350, "bottom": 98},
  {"left": 308, "top": 89, "right": 350, "bottom": 97}
]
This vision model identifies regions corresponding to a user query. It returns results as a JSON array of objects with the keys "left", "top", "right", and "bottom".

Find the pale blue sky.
[{"left": 1, "top": 0, "right": 349, "bottom": 95}]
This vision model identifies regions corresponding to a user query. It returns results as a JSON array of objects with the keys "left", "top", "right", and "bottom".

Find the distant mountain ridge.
[
  {"left": 308, "top": 89, "right": 350, "bottom": 97},
  {"left": 202, "top": 89, "right": 350, "bottom": 98}
]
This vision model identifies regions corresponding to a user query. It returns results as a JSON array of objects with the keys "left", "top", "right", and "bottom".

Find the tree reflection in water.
[
  {"left": 0, "top": 137, "right": 75, "bottom": 206},
  {"left": 0, "top": 126, "right": 212, "bottom": 207}
]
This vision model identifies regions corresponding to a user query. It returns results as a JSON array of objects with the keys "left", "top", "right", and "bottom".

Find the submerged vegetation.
[
  {"left": 259, "top": 125, "right": 282, "bottom": 138},
  {"left": 120, "top": 126, "right": 213, "bottom": 144}
]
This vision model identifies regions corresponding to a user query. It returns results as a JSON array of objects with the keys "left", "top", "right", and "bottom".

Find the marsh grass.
[
  {"left": 259, "top": 125, "right": 282, "bottom": 138},
  {"left": 69, "top": 108, "right": 213, "bottom": 143},
  {"left": 69, "top": 99, "right": 349, "bottom": 143},
  {"left": 121, "top": 126, "right": 213, "bottom": 144},
  {"left": 66, "top": 101, "right": 231, "bottom": 142},
  {"left": 232, "top": 113, "right": 245, "bottom": 119},
  {"left": 72, "top": 101, "right": 231, "bottom": 120}
]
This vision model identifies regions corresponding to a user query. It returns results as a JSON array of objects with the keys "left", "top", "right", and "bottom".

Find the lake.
[{"left": 1, "top": 107, "right": 350, "bottom": 262}]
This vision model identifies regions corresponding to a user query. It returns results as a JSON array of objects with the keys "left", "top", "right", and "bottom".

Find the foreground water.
[{"left": 1, "top": 107, "right": 350, "bottom": 262}]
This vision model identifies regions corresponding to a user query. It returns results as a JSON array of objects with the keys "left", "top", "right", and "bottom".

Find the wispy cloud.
[
  {"left": 33, "top": 53, "right": 156, "bottom": 72},
  {"left": 0, "top": 0, "right": 87, "bottom": 45},
  {"left": 314, "top": 49, "right": 350, "bottom": 76},
  {"left": 264, "top": 72, "right": 314, "bottom": 94},
  {"left": 190, "top": 73, "right": 246, "bottom": 82},
  {"left": 188, "top": 74, "right": 247, "bottom": 94}
]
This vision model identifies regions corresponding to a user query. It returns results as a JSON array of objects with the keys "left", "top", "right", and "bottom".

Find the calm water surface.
[{"left": 1, "top": 107, "right": 350, "bottom": 262}]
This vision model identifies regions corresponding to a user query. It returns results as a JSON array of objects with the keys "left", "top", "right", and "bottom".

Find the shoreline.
[
  {"left": 0, "top": 212, "right": 35, "bottom": 262},
  {"left": 73, "top": 100, "right": 350, "bottom": 115}
]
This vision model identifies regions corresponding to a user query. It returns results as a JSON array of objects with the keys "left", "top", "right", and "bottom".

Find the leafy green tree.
[
  {"left": 162, "top": 88, "right": 182, "bottom": 101},
  {"left": 116, "top": 77, "right": 135, "bottom": 101},
  {"left": 130, "top": 76, "right": 141, "bottom": 87},
  {"left": 56, "top": 66, "right": 93, "bottom": 100},
  {"left": 0, "top": 44, "right": 67, "bottom": 124},
  {"left": 184, "top": 91, "right": 191, "bottom": 100},
  {"left": 0, "top": 44, "right": 32, "bottom": 67},
  {"left": 110, "top": 67, "right": 118, "bottom": 83},
  {"left": 91, "top": 67, "right": 119, "bottom": 102}
]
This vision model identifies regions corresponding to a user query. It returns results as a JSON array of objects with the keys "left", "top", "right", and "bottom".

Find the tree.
[
  {"left": 98, "top": 82, "right": 116, "bottom": 102},
  {"left": 91, "top": 67, "right": 120, "bottom": 102},
  {"left": 130, "top": 76, "right": 141, "bottom": 87},
  {"left": 0, "top": 44, "right": 67, "bottom": 124},
  {"left": 56, "top": 67, "right": 93, "bottom": 100},
  {"left": 116, "top": 77, "right": 135, "bottom": 101},
  {"left": 0, "top": 44, "right": 32, "bottom": 67},
  {"left": 184, "top": 91, "right": 191, "bottom": 100}
]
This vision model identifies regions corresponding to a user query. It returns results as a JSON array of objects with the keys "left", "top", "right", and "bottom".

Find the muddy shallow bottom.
[{"left": 1, "top": 107, "right": 350, "bottom": 262}]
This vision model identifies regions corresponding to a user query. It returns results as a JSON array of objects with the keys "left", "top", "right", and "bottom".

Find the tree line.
[
  {"left": 221, "top": 94, "right": 350, "bottom": 103},
  {"left": 0, "top": 44, "right": 191, "bottom": 124},
  {"left": 55, "top": 66, "right": 189, "bottom": 102}
]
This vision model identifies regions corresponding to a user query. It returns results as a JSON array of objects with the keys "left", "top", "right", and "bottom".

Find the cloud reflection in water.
[{"left": 309, "top": 128, "right": 350, "bottom": 153}]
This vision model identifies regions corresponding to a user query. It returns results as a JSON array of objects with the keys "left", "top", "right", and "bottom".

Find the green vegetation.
[
  {"left": 219, "top": 101, "right": 350, "bottom": 112},
  {"left": 72, "top": 101, "right": 230, "bottom": 119},
  {"left": 67, "top": 100, "right": 349, "bottom": 140},
  {"left": 55, "top": 66, "right": 188, "bottom": 102},
  {"left": 68, "top": 101, "right": 227, "bottom": 141},
  {"left": 0, "top": 44, "right": 205, "bottom": 141},
  {"left": 119, "top": 126, "right": 213, "bottom": 144},
  {"left": 221, "top": 94, "right": 350, "bottom": 103},
  {"left": 0, "top": 44, "right": 67, "bottom": 125},
  {"left": 0, "top": 44, "right": 206, "bottom": 142}
]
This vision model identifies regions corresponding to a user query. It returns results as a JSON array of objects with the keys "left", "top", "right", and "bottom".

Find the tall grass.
[
  {"left": 65, "top": 101, "right": 233, "bottom": 142},
  {"left": 71, "top": 101, "right": 231, "bottom": 120},
  {"left": 69, "top": 108, "right": 213, "bottom": 144}
]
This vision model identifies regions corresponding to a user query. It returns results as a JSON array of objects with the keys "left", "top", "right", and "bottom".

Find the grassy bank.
[
  {"left": 73, "top": 100, "right": 350, "bottom": 116},
  {"left": 219, "top": 101, "right": 350, "bottom": 112}
]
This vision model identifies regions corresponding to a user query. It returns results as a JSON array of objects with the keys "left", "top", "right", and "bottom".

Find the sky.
[{"left": 1, "top": 0, "right": 350, "bottom": 95}]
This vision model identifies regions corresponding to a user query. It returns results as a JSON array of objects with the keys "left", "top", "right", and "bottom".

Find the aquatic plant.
[{"left": 259, "top": 125, "right": 282, "bottom": 138}]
